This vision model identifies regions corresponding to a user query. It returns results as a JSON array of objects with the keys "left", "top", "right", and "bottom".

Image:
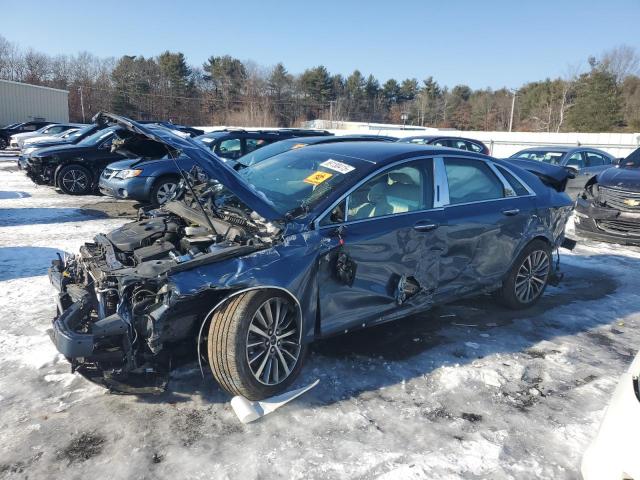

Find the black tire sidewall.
[
  {"left": 58, "top": 165, "right": 92, "bottom": 195},
  {"left": 209, "top": 290, "right": 307, "bottom": 400}
]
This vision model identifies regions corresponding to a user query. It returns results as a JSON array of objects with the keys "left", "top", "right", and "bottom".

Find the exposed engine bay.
[{"left": 49, "top": 175, "right": 282, "bottom": 392}]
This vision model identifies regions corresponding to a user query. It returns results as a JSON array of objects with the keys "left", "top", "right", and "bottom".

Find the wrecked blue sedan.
[{"left": 48, "top": 113, "right": 574, "bottom": 400}]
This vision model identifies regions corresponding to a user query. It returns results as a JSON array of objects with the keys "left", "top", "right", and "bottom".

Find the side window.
[
  {"left": 99, "top": 136, "right": 113, "bottom": 149},
  {"left": 466, "top": 141, "right": 482, "bottom": 153},
  {"left": 566, "top": 152, "right": 584, "bottom": 168},
  {"left": 46, "top": 126, "right": 65, "bottom": 134},
  {"left": 585, "top": 152, "right": 608, "bottom": 167},
  {"left": 432, "top": 140, "right": 447, "bottom": 147},
  {"left": 22, "top": 124, "right": 38, "bottom": 131},
  {"left": 347, "top": 160, "right": 432, "bottom": 221},
  {"left": 245, "top": 138, "right": 271, "bottom": 154},
  {"left": 497, "top": 166, "right": 530, "bottom": 196},
  {"left": 444, "top": 158, "right": 504, "bottom": 205},
  {"left": 216, "top": 138, "right": 242, "bottom": 159},
  {"left": 320, "top": 199, "right": 346, "bottom": 226},
  {"left": 451, "top": 140, "right": 468, "bottom": 150}
]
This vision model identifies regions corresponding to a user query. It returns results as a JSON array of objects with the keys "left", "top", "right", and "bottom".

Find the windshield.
[
  {"left": 238, "top": 139, "right": 308, "bottom": 167},
  {"left": 510, "top": 150, "right": 565, "bottom": 165},
  {"left": 619, "top": 148, "right": 640, "bottom": 168},
  {"left": 67, "top": 124, "right": 95, "bottom": 139},
  {"left": 195, "top": 132, "right": 225, "bottom": 149},
  {"left": 233, "top": 149, "right": 360, "bottom": 216},
  {"left": 78, "top": 126, "right": 116, "bottom": 146}
]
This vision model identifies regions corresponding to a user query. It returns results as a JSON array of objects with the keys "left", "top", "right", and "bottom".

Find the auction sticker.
[
  {"left": 304, "top": 171, "right": 333, "bottom": 185},
  {"left": 320, "top": 159, "right": 355, "bottom": 174}
]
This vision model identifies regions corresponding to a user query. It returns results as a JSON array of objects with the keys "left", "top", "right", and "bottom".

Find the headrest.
[{"left": 388, "top": 171, "right": 417, "bottom": 185}]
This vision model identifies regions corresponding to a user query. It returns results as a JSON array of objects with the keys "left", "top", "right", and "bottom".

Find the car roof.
[
  {"left": 515, "top": 146, "right": 574, "bottom": 153},
  {"left": 291, "top": 141, "right": 484, "bottom": 167}
]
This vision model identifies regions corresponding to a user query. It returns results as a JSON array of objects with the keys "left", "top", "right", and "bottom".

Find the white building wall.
[{"left": 0, "top": 80, "right": 69, "bottom": 126}]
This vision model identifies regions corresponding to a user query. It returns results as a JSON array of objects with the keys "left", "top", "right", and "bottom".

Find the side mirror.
[{"left": 566, "top": 165, "right": 580, "bottom": 174}]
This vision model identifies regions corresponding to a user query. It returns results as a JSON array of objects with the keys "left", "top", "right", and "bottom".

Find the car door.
[
  {"left": 583, "top": 150, "right": 613, "bottom": 178},
  {"left": 317, "top": 158, "right": 445, "bottom": 335},
  {"left": 435, "top": 156, "right": 536, "bottom": 300}
]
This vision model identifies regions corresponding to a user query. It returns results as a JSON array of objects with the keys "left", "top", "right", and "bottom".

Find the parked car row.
[{"left": 10, "top": 115, "right": 638, "bottom": 245}]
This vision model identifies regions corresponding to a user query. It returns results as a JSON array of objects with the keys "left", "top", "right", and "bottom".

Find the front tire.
[
  {"left": 57, "top": 165, "right": 92, "bottom": 195},
  {"left": 495, "top": 240, "right": 552, "bottom": 309},
  {"left": 207, "top": 290, "right": 306, "bottom": 400},
  {"left": 150, "top": 176, "right": 179, "bottom": 207}
]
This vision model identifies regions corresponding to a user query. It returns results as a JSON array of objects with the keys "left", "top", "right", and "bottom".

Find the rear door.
[
  {"left": 435, "top": 156, "right": 536, "bottom": 299},
  {"left": 317, "top": 158, "right": 445, "bottom": 335}
]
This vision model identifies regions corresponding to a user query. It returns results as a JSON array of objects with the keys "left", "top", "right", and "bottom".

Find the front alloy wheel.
[
  {"left": 58, "top": 165, "right": 92, "bottom": 195},
  {"left": 155, "top": 181, "right": 177, "bottom": 205},
  {"left": 207, "top": 290, "right": 305, "bottom": 400},
  {"left": 246, "top": 297, "right": 301, "bottom": 386}
]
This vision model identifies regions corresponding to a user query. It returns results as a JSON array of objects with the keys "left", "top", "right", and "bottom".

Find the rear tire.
[
  {"left": 0, "top": 137, "right": 7, "bottom": 150},
  {"left": 207, "top": 290, "right": 306, "bottom": 400},
  {"left": 57, "top": 165, "right": 92, "bottom": 195},
  {"left": 150, "top": 176, "right": 179, "bottom": 207},
  {"left": 495, "top": 239, "right": 552, "bottom": 309}
]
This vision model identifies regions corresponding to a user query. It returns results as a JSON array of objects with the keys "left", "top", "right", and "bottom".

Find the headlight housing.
[{"left": 115, "top": 169, "right": 143, "bottom": 179}]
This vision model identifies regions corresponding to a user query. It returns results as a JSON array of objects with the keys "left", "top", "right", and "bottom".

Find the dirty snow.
[{"left": 0, "top": 152, "right": 639, "bottom": 479}]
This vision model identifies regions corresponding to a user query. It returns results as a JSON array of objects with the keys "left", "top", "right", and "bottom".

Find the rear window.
[
  {"left": 497, "top": 166, "right": 530, "bottom": 196},
  {"left": 444, "top": 158, "right": 504, "bottom": 205},
  {"left": 511, "top": 150, "right": 565, "bottom": 165}
]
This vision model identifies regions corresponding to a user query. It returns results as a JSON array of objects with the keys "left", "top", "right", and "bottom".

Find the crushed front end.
[
  {"left": 575, "top": 179, "right": 640, "bottom": 245},
  {"left": 48, "top": 182, "right": 280, "bottom": 392}
]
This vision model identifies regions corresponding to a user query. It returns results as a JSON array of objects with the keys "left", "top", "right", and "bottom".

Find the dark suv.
[
  {"left": 196, "top": 128, "right": 332, "bottom": 161},
  {"left": 0, "top": 121, "right": 53, "bottom": 149}
]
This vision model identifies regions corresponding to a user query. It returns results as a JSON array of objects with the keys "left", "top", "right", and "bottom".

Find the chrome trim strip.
[
  {"left": 195, "top": 285, "right": 303, "bottom": 377},
  {"left": 487, "top": 162, "right": 517, "bottom": 197},
  {"left": 318, "top": 206, "right": 445, "bottom": 229},
  {"left": 494, "top": 164, "right": 536, "bottom": 196}
]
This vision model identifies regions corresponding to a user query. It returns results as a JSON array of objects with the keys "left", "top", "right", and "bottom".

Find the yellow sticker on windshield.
[{"left": 304, "top": 171, "right": 333, "bottom": 185}]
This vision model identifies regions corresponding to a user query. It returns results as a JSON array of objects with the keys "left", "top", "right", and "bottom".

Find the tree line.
[{"left": 1, "top": 35, "right": 638, "bottom": 132}]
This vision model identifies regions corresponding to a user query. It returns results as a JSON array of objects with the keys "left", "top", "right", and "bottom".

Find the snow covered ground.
[{"left": 0, "top": 151, "right": 639, "bottom": 479}]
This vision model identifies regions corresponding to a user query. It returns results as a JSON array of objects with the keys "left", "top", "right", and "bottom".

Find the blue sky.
[{"left": 3, "top": 0, "right": 639, "bottom": 89}]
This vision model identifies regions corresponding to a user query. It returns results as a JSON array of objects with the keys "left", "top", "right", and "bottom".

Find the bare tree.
[{"left": 601, "top": 45, "right": 640, "bottom": 84}]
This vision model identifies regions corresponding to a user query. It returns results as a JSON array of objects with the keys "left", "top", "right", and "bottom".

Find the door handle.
[
  {"left": 413, "top": 220, "right": 439, "bottom": 232},
  {"left": 501, "top": 208, "right": 520, "bottom": 216}
]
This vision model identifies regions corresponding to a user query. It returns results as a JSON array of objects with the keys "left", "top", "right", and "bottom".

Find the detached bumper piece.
[{"left": 575, "top": 197, "right": 640, "bottom": 245}]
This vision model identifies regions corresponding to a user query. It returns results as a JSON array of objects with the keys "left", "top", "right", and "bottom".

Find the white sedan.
[
  {"left": 10, "top": 123, "right": 81, "bottom": 148},
  {"left": 582, "top": 350, "right": 640, "bottom": 480}
]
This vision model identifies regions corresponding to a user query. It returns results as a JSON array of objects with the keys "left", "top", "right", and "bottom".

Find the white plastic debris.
[{"left": 231, "top": 379, "right": 320, "bottom": 424}]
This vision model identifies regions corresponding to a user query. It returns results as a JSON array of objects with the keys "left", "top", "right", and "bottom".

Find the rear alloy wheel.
[
  {"left": 151, "top": 178, "right": 178, "bottom": 207},
  {"left": 495, "top": 239, "right": 552, "bottom": 309},
  {"left": 58, "top": 165, "right": 92, "bottom": 195},
  {"left": 207, "top": 290, "right": 306, "bottom": 400}
]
